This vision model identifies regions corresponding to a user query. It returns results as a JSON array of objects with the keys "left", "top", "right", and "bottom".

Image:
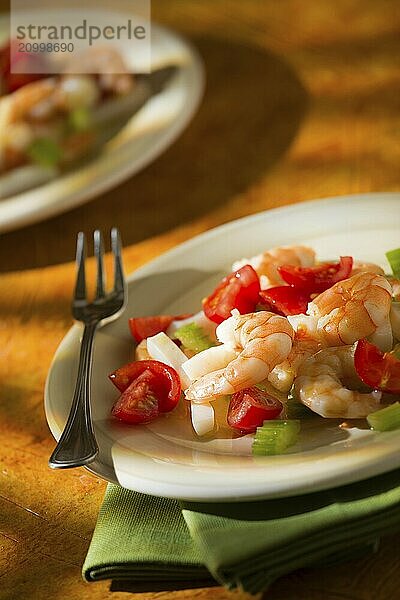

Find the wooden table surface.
[{"left": 1, "top": 1, "right": 400, "bottom": 599}]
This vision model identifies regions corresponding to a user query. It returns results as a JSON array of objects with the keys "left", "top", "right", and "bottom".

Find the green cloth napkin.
[
  {"left": 82, "top": 490, "right": 212, "bottom": 587},
  {"left": 83, "top": 468, "right": 400, "bottom": 594}
]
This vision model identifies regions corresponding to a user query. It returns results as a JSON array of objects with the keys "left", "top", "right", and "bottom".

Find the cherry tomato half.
[
  {"left": 111, "top": 369, "right": 161, "bottom": 424},
  {"left": 129, "top": 314, "right": 192, "bottom": 343},
  {"left": 203, "top": 265, "right": 261, "bottom": 324},
  {"left": 278, "top": 256, "right": 353, "bottom": 293},
  {"left": 354, "top": 339, "right": 400, "bottom": 394},
  {"left": 259, "top": 286, "right": 311, "bottom": 316},
  {"left": 109, "top": 359, "right": 181, "bottom": 423},
  {"left": 227, "top": 386, "right": 283, "bottom": 433}
]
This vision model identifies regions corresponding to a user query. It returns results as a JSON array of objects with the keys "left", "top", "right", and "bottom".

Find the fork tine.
[
  {"left": 94, "top": 230, "right": 106, "bottom": 299},
  {"left": 74, "top": 232, "right": 87, "bottom": 303},
  {"left": 111, "top": 227, "right": 125, "bottom": 295}
]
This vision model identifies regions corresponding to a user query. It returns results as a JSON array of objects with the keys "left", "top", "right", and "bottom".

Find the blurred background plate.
[{"left": 0, "top": 13, "right": 204, "bottom": 233}]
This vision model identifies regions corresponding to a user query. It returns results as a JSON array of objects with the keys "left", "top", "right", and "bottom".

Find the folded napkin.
[
  {"left": 82, "top": 490, "right": 214, "bottom": 591},
  {"left": 83, "top": 468, "right": 400, "bottom": 594}
]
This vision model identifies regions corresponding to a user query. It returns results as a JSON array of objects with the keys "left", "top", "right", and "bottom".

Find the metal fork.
[{"left": 49, "top": 228, "right": 126, "bottom": 469}]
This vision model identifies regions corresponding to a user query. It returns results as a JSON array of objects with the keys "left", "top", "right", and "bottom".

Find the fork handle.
[{"left": 49, "top": 322, "right": 99, "bottom": 469}]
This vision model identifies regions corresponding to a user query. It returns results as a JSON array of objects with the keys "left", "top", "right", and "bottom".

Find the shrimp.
[
  {"left": 267, "top": 335, "right": 323, "bottom": 393},
  {"left": 289, "top": 272, "right": 393, "bottom": 352},
  {"left": 232, "top": 245, "right": 315, "bottom": 289},
  {"left": 0, "top": 95, "right": 35, "bottom": 171},
  {"left": 350, "top": 262, "right": 400, "bottom": 299},
  {"left": 293, "top": 346, "right": 381, "bottom": 418},
  {"left": 351, "top": 261, "right": 385, "bottom": 276},
  {"left": 7, "top": 78, "right": 57, "bottom": 123},
  {"left": 185, "top": 311, "right": 294, "bottom": 402}
]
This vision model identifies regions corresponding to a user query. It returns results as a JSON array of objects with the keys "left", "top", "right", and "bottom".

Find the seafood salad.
[
  {"left": 0, "top": 41, "right": 135, "bottom": 195},
  {"left": 109, "top": 245, "right": 400, "bottom": 455}
]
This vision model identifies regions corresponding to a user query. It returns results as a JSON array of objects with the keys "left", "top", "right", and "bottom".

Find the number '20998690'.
[{"left": 18, "top": 42, "right": 74, "bottom": 54}]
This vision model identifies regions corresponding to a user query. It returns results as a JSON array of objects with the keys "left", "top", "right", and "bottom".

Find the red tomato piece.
[
  {"left": 354, "top": 339, "right": 400, "bottom": 394},
  {"left": 278, "top": 256, "right": 353, "bottom": 293},
  {"left": 203, "top": 265, "right": 261, "bottom": 324},
  {"left": 129, "top": 315, "right": 174, "bottom": 342},
  {"left": 259, "top": 286, "right": 310, "bottom": 316},
  {"left": 111, "top": 369, "right": 161, "bottom": 424},
  {"left": 129, "top": 314, "right": 192, "bottom": 343},
  {"left": 109, "top": 359, "right": 181, "bottom": 413},
  {"left": 227, "top": 386, "right": 283, "bottom": 433},
  {"left": 1, "top": 41, "right": 47, "bottom": 93}
]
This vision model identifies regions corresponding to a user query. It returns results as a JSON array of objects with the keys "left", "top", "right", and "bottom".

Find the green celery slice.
[
  {"left": 252, "top": 420, "right": 301, "bottom": 456},
  {"left": 367, "top": 402, "right": 400, "bottom": 432},
  {"left": 69, "top": 107, "right": 92, "bottom": 132},
  {"left": 28, "top": 138, "right": 62, "bottom": 167},
  {"left": 174, "top": 323, "right": 215, "bottom": 354},
  {"left": 386, "top": 248, "right": 400, "bottom": 279}
]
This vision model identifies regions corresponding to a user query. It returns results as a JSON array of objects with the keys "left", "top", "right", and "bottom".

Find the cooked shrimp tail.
[
  {"left": 185, "top": 311, "right": 294, "bottom": 402},
  {"left": 289, "top": 272, "right": 393, "bottom": 351},
  {"left": 293, "top": 345, "right": 382, "bottom": 418},
  {"left": 268, "top": 336, "right": 323, "bottom": 393}
]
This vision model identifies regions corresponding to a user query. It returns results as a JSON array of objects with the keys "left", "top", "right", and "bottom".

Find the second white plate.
[{"left": 0, "top": 14, "right": 204, "bottom": 232}]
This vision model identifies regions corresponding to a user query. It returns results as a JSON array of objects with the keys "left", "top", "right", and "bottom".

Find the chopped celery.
[
  {"left": 174, "top": 323, "right": 215, "bottom": 354},
  {"left": 386, "top": 248, "right": 400, "bottom": 279},
  {"left": 69, "top": 106, "right": 91, "bottom": 132},
  {"left": 367, "top": 402, "right": 400, "bottom": 432},
  {"left": 252, "top": 420, "right": 300, "bottom": 456},
  {"left": 28, "top": 138, "right": 62, "bottom": 167}
]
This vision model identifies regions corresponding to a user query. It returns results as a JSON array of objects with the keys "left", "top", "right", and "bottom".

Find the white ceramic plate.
[
  {"left": 0, "top": 13, "right": 204, "bottom": 232},
  {"left": 45, "top": 193, "right": 400, "bottom": 501}
]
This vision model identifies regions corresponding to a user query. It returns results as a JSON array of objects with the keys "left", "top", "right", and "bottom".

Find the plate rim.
[{"left": 45, "top": 192, "right": 400, "bottom": 501}]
